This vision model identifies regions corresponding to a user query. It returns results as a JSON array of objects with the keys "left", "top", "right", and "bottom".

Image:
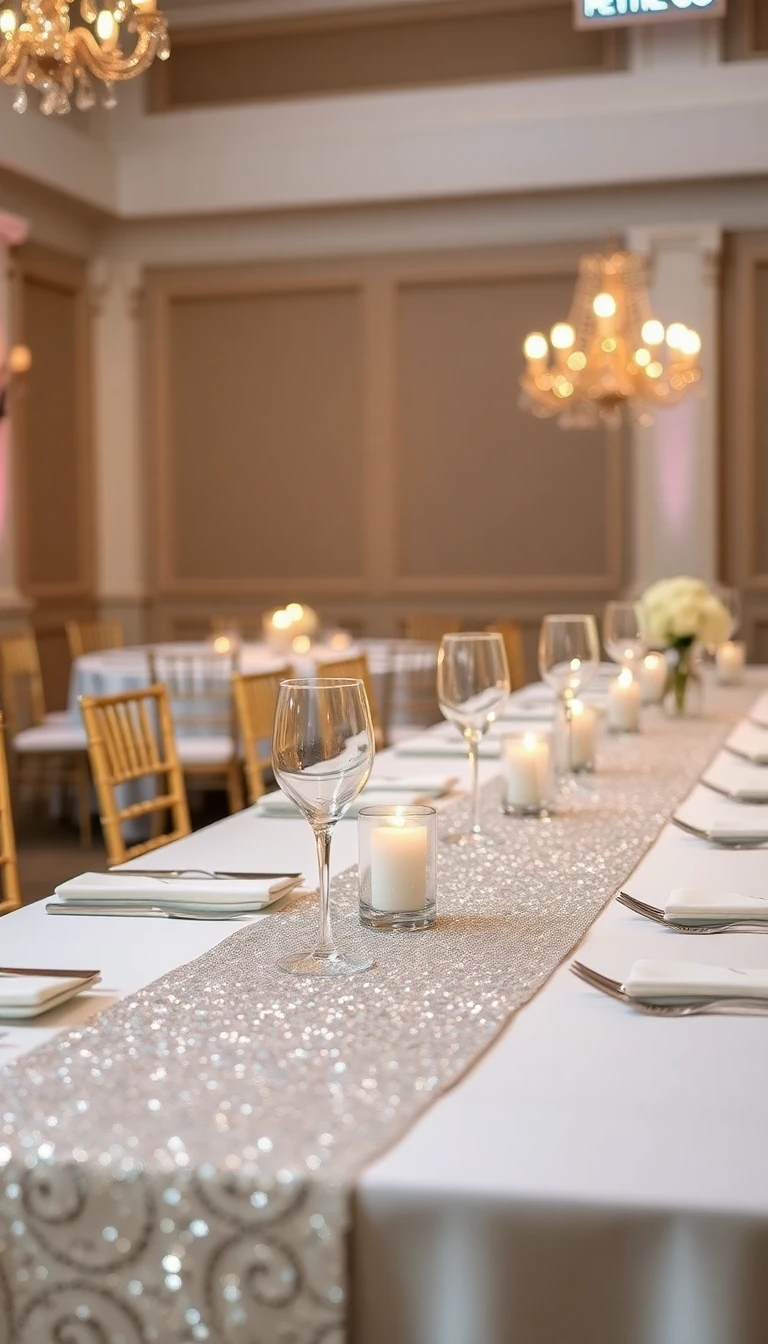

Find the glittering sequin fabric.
[{"left": 0, "top": 696, "right": 755, "bottom": 1343}]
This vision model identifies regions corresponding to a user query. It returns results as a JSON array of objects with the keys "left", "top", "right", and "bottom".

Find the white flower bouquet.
[
  {"left": 639, "top": 577, "right": 731, "bottom": 714},
  {"left": 640, "top": 577, "right": 730, "bottom": 650}
]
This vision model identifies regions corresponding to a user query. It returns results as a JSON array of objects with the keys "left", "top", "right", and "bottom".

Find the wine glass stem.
[
  {"left": 467, "top": 733, "right": 482, "bottom": 835},
  {"left": 313, "top": 825, "right": 336, "bottom": 960},
  {"left": 563, "top": 694, "right": 573, "bottom": 777}
]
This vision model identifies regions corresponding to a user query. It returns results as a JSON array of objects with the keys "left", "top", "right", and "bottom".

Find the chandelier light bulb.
[
  {"left": 567, "top": 351, "right": 587, "bottom": 372},
  {"left": 0, "top": 9, "right": 17, "bottom": 34},
  {"left": 8, "top": 344, "right": 31, "bottom": 375},
  {"left": 634, "top": 348, "right": 651, "bottom": 368},
  {"left": 646, "top": 362, "right": 663, "bottom": 380},
  {"left": 679, "top": 328, "right": 701, "bottom": 356},
  {"left": 665, "top": 323, "right": 689, "bottom": 351},
  {"left": 550, "top": 323, "right": 575, "bottom": 350},
  {"left": 593, "top": 292, "right": 617, "bottom": 319},
  {"left": 523, "top": 332, "right": 549, "bottom": 361},
  {"left": 96, "top": 9, "right": 117, "bottom": 42},
  {"left": 641, "top": 319, "right": 665, "bottom": 346}
]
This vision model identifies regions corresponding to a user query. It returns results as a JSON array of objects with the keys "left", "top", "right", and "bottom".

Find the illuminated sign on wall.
[{"left": 574, "top": 0, "right": 726, "bottom": 27}]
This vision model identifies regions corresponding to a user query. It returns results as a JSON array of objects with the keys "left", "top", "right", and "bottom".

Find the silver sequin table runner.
[{"left": 0, "top": 696, "right": 755, "bottom": 1344}]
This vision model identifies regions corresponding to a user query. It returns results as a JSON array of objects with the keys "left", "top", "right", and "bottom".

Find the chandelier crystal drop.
[
  {"left": 0, "top": 0, "right": 169, "bottom": 115},
  {"left": 520, "top": 249, "right": 702, "bottom": 430}
]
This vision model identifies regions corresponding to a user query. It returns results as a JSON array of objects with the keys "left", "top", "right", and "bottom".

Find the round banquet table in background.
[{"left": 67, "top": 638, "right": 441, "bottom": 737}]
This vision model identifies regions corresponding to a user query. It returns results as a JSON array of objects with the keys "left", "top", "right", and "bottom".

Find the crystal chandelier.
[
  {"left": 0, "top": 0, "right": 169, "bottom": 115},
  {"left": 520, "top": 249, "right": 702, "bottom": 430}
]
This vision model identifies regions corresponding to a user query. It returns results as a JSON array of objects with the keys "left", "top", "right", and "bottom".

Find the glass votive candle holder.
[
  {"left": 557, "top": 698, "right": 597, "bottom": 773},
  {"left": 607, "top": 668, "right": 642, "bottom": 734},
  {"left": 640, "top": 651, "right": 667, "bottom": 705},
  {"left": 716, "top": 640, "right": 746, "bottom": 685},
  {"left": 358, "top": 805, "right": 437, "bottom": 931},
  {"left": 502, "top": 730, "right": 554, "bottom": 817}
]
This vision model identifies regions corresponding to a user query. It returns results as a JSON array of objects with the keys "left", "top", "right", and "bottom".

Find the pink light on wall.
[{"left": 653, "top": 398, "right": 697, "bottom": 536}]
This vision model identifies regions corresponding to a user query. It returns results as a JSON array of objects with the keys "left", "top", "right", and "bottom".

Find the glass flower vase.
[{"left": 664, "top": 642, "right": 703, "bottom": 718}]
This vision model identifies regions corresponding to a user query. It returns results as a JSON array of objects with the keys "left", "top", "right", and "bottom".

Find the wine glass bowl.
[
  {"left": 272, "top": 677, "right": 375, "bottom": 976},
  {"left": 437, "top": 633, "right": 510, "bottom": 844},
  {"left": 539, "top": 615, "right": 600, "bottom": 784},
  {"left": 603, "top": 600, "right": 645, "bottom": 670}
]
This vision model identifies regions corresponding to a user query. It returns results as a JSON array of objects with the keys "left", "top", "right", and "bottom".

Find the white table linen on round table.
[
  {"left": 3, "top": 681, "right": 768, "bottom": 1344},
  {"left": 67, "top": 639, "right": 438, "bottom": 727}
]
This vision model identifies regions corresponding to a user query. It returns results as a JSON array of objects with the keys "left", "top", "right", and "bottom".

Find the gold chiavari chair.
[
  {"left": 485, "top": 620, "right": 528, "bottom": 691},
  {"left": 80, "top": 685, "right": 191, "bottom": 867},
  {"left": 232, "top": 666, "right": 293, "bottom": 805},
  {"left": 0, "top": 631, "right": 91, "bottom": 846},
  {"left": 378, "top": 641, "right": 441, "bottom": 743},
  {"left": 210, "top": 615, "right": 264, "bottom": 641},
  {"left": 0, "top": 714, "right": 21, "bottom": 915},
  {"left": 314, "top": 654, "right": 385, "bottom": 750},
  {"left": 403, "top": 614, "right": 462, "bottom": 644},
  {"left": 148, "top": 647, "right": 244, "bottom": 813},
  {"left": 66, "top": 619, "right": 125, "bottom": 660}
]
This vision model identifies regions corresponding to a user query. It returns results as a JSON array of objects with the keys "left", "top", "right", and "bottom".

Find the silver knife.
[
  {"left": 106, "top": 868, "right": 302, "bottom": 880},
  {"left": 46, "top": 903, "right": 255, "bottom": 921}
]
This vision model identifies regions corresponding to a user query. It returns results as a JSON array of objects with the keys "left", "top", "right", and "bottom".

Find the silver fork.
[
  {"left": 616, "top": 890, "right": 768, "bottom": 934},
  {"left": 570, "top": 961, "right": 768, "bottom": 1016}
]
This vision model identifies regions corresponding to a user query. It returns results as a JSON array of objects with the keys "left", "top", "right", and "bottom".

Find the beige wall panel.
[
  {"left": 753, "top": 260, "right": 768, "bottom": 574},
  {"left": 164, "top": 286, "right": 365, "bottom": 587},
  {"left": 395, "top": 274, "right": 615, "bottom": 588},
  {"left": 15, "top": 245, "right": 93, "bottom": 603},
  {"left": 725, "top": 0, "right": 768, "bottom": 58},
  {"left": 152, "top": 0, "right": 621, "bottom": 111},
  {"left": 21, "top": 281, "right": 81, "bottom": 587}
]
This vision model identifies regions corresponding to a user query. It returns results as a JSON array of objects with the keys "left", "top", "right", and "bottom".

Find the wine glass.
[
  {"left": 603, "top": 600, "right": 645, "bottom": 670},
  {"left": 437, "top": 633, "right": 510, "bottom": 845},
  {"left": 717, "top": 585, "right": 741, "bottom": 640},
  {"left": 272, "top": 677, "right": 375, "bottom": 977},
  {"left": 538, "top": 616, "right": 600, "bottom": 782}
]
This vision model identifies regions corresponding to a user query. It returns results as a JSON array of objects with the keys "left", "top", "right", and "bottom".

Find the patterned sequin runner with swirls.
[{"left": 0, "top": 693, "right": 757, "bottom": 1344}]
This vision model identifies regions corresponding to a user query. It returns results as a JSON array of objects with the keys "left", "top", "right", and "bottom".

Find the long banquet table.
[{"left": 2, "top": 675, "right": 768, "bottom": 1343}]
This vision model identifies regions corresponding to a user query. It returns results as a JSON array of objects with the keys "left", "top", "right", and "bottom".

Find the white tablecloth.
[
  {"left": 67, "top": 638, "right": 439, "bottom": 735},
  {"left": 4, "top": 677, "right": 768, "bottom": 1344}
]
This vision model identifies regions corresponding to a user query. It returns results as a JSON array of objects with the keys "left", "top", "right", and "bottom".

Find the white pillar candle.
[
  {"left": 716, "top": 641, "right": 745, "bottom": 685},
  {"left": 608, "top": 668, "right": 641, "bottom": 733},
  {"left": 369, "top": 819, "right": 428, "bottom": 912},
  {"left": 640, "top": 652, "right": 667, "bottom": 705},
  {"left": 568, "top": 699, "right": 597, "bottom": 771},
  {"left": 503, "top": 732, "right": 551, "bottom": 810}
]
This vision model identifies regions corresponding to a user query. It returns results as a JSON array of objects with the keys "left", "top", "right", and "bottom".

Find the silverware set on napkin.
[
  {"left": 571, "top": 962, "right": 768, "bottom": 1017},
  {"left": 616, "top": 891, "right": 768, "bottom": 935},
  {"left": 575, "top": 717, "right": 768, "bottom": 1013}
]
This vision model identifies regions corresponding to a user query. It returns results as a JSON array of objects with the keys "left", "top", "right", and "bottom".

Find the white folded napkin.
[
  {"left": 366, "top": 773, "right": 458, "bottom": 796},
  {"left": 665, "top": 888, "right": 768, "bottom": 923},
  {"left": 0, "top": 974, "right": 99, "bottom": 1019},
  {"left": 626, "top": 959, "right": 768, "bottom": 1003},
  {"left": 394, "top": 736, "right": 501, "bottom": 759},
  {"left": 707, "top": 820, "right": 768, "bottom": 845},
  {"left": 726, "top": 724, "right": 768, "bottom": 764},
  {"left": 498, "top": 702, "right": 556, "bottom": 722},
  {"left": 256, "top": 787, "right": 437, "bottom": 818},
  {"left": 705, "top": 777, "right": 768, "bottom": 803},
  {"left": 54, "top": 871, "right": 299, "bottom": 912}
]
